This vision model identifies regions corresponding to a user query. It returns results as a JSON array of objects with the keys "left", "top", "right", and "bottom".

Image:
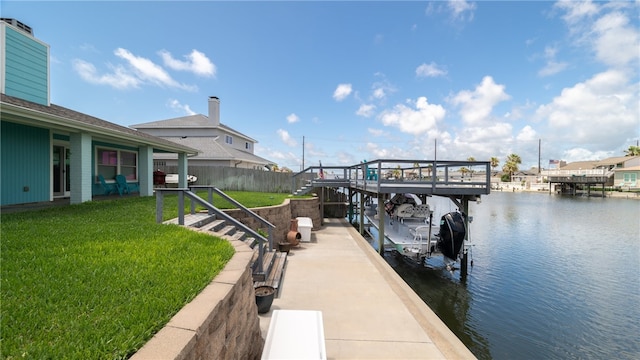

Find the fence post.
[{"left": 156, "top": 190, "right": 164, "bottom": 223}]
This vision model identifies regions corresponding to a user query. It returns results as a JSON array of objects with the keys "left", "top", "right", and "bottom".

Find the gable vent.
[{"left": 1, "top": 18, "right": 33, "bottom": 36}]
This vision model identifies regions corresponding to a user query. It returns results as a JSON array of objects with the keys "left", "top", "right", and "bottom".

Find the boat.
[
  {"left": 165, "top": 173, "right": 198, "bottom": 184},
  {"left": 364, "top": 194, "right": 468, "bottom": 265}
]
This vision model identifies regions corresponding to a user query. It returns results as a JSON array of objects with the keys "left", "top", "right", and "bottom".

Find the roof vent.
[{"left": 1, "top": 18, "right": 33, "bottom": 36}]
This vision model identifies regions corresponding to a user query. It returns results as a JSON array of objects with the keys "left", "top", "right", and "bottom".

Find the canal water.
[{"left": 369, "top": 192, "right": 639, "bottom": 360}]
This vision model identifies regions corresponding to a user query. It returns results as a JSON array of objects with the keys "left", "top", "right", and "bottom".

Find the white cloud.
[
  {"left": 447, "top": 0, "right": 476, "bottom": 21},
  {"left": 449, "top": 76, "right": 511, "bottom": 125},
  {"left": 114, "top": 48, "right": 195, "bottom": 90},
  {"left": 286, "top": 113, "right": 300, "bottom": 124},
  {"left": 357, "top": 104, "right": 376, "bottom": 117},
  {"left": 554, "top": 0, "right": 599, "bottom": 25},
  {"left": 372, "top": 87, "right": 385, "bottom": 99},
  {"left": 277, "top": 129, "right": 298, "bottom": 147},
  {"left": 555, "top": 1, "right": 639, "bottom": 69},
  {"left": 591, "top": 11, "right": 640, "bottom": 68},
  {"left": 159, "top": 49, "right": 216, "bottom": 77},
  {"left": 167, "top": 99, "right": 196, "bottom": 115},
  {"left": 516, "top": 125, "right": 538, "bottom": 142},
  {"left": 72, "top": 59, "right": 140, "bottom": 89},
  {"left": 535, "top": 69, "right": 638, "bottom": 150},
  {"left": 538, "top": 46, "right": 568, "bottom": 77},
  {"left": 367, "top": 128, "right": 385, "bottom": 137},
  {"left": 562, "top": 147, "right": 614, "bottom": 162},
  {"left": 379, "top": 97, "right": 446, "bottom": 135},
  {"left": 73, "top": 48, "right": 199, "bottom": 91},
  {"left": 416, "top": 62, "right": 447, "bottom": 78},
  {"left": 333, "top": 83, "right": 353, "bottom": 101}
]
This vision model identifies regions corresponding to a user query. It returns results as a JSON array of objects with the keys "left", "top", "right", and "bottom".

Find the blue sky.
[{"left": 4, "top": 1, "right": 639, "bottom": 171}]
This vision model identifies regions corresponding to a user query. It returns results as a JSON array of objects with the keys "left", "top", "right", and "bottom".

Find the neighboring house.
[
  {"left": 614, "top": 166, "right": 640, "bottom": 189},
  {"left": 0, "top": 19, "right": 197, "bottom": 206},
  {"left": 130, "top": 97, "right": 275, "bottom": 170},
  {"left": 542, "top": 155, "right": 640, "bottom": 189}
]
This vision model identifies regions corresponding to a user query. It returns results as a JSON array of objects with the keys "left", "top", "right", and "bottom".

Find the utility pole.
[
  {"left": 302, "top": 136, "right": 305, "bottom": 171},
  {"left": 538, "top": 139, "right": 541, "bottom": 174}
]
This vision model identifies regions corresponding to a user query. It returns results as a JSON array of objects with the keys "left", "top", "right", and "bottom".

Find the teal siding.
[
  {"left": 53, "top": 133, "right": 70, "bottom": 141},
  {"left": 4, "top": 27, "right": 48, "bottom": 105},
  {"left": 1, "top": 122, "right": 50, "bottom": 205}
]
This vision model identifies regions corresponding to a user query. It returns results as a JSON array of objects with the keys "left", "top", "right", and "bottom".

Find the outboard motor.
[{"left": 437, "top": 212, "right": 466, "bottom": 261}]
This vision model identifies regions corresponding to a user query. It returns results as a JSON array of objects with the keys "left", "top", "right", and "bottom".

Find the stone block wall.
[
  {"left": 224, "top": 197, "right": 321, "bottom": 243},
  {"left": 131, "top": 242, "right": 263, "bottom": 360},
  {"left": 132, "top": 197, "right": 321, "bottom": 360},
  {"left": 289, "top": 197, "right": 322, "bottom": 230}
]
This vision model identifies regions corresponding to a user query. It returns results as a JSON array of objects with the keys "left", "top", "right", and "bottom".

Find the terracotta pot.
[
  {"left": 289, "top": 219, "right": 299, "bottom": 232},
  {"left": 286, "top": 231, "right": 301, "bottom": 246},
  {"left": 255, "top": 286, "right": 276, "bottom": 314}
]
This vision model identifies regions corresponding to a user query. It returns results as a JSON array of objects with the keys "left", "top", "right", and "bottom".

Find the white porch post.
[
  {"left": 69, "top": 132, "right": 92, "bottom": 204},
  {"left": 178, "top": 152, "right": 188, "bottom": 188},
  {"left": 138, "top": 146, "right": 153, "bottom": 196}
]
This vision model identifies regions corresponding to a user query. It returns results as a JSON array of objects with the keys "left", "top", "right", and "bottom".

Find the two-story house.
[
  {"left": 131, "top": 97, "right": 275, "bottom": 171},
  {"left": 0, "top": 19, "right": 197, "bottom": 206}
]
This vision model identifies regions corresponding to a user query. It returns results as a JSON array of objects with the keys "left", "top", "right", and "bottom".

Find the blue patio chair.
[
  {"left": 98, "top": 174, "right": 117, "bottom": 195},
  {"left": 115, "top": 174, "right": 138, "bottom": 196}
]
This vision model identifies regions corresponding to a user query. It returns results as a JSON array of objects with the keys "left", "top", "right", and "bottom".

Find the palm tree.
[
  {"left": 466, "top": 156, "right": 476, "bottom": 178},
  {"left": 624, "top": 145, "right": 640, "bottom": 156},
  {"left": 392, "top": 165, "right": 401, "bottom": 179},
  {"left": 503, "top": 153, "right": 521, "bottom": 182},
  {"left": 490, "top": 157, "right": 500, "bottom": 175}
]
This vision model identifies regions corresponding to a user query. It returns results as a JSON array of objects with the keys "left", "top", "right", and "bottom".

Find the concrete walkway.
[{"left": 258, "top": 218, "right": 476, "bottom": 359}]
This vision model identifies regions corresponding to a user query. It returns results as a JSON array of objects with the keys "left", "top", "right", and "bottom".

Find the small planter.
[
  {"left": 255, "top": 286, "right": 276, "bottom": 314},
  {"left": 278, "top": 242, "right": 292, "bottom": 253}
]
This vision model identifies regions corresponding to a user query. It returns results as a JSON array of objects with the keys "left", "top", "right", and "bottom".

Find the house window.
[
  {"left": 225, "top": 135, "right": 233, "bottom": 144},
  {"left": 245, "top": 142, "right": 251, "bottom": 150},
  {"left": 623, "top": 173, "right": 637, "bottom": 182},
  {"left": 96, "top": 148, "right": 138, "bottom": 181}
]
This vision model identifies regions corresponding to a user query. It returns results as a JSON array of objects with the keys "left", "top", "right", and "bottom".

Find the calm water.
[{"left": 376, "top": 192, "right": 640, "bottom": 360}]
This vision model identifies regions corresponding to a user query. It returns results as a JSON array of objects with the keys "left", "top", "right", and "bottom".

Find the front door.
[{"left": 53, "top": 145, "right": 70, "bottom": 197}]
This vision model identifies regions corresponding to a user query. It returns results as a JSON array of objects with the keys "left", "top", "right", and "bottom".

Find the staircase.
[
  {"left": 158, "top": 188, "right": 287, "bottom": 293},
  {"left": 293, "top": 180, "right": 314, "bottom": 196}
]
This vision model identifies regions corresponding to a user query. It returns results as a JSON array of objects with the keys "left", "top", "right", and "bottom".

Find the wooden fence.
[{"left": 159, "top": 166, "right": 308, "bottom": 193}]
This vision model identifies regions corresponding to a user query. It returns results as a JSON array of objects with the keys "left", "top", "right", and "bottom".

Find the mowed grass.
[{"left": 1, "top": 192, "right": 291, "bottom": 359}]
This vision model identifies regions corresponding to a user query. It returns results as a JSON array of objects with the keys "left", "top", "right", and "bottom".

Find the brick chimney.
[{"left": 208, "top": 96, "right": 220, "bottom": 126}]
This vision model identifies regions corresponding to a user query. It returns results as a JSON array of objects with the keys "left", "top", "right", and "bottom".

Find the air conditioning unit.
[{"left": 1, "top": 18, "right": 33, "bottom": 36}]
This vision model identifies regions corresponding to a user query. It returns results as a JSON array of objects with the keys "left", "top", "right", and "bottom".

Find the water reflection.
[
  {"left": 360, "top": 192, "right": 640, "bottom": 360},
  {"left": 385, "top": 251, "right": 493, "bottom": 360}
]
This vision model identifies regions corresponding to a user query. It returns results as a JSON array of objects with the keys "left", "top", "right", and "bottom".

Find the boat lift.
[{"left": 291, "top": 159, "right": 491, "bottom": 278}]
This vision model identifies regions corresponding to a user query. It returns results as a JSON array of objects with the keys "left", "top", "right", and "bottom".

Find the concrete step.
[
  {"left": 212, "top": 225, "right": 236, "bottom": 238},
  {"left": 199, "top": 219, "right": 226, "bottom": 232}
]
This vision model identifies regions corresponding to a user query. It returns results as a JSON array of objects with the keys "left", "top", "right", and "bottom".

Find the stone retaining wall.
[
  {"left": 224, "top": 197, "right": 321, "bottom": 243},
  {"left": 131, "top": 242, "right": 263, "bottom": 360},
  {"left": 132, "top": 197, "right": 321, "bottom": 359}
]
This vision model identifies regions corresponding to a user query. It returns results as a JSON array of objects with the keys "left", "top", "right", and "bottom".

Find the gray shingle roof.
[
  {"left": 131, "top": 114, "right": 256, "bottom": 142},
  {"left": 157, "top": 136, "right": 274, "bottom": 165},
  {"left": 1, "top": 93, "right": 198, "bottom": 154}
]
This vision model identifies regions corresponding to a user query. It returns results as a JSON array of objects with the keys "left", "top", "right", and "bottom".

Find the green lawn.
[{"left": 1, "top": 192, "right": 291, "bottom": 359}]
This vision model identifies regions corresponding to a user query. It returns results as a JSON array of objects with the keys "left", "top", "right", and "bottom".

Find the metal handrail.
[
  {"left": 190, "top": 185, "right": 276, "bottom": 251},
  {"left": 155, "top": 188, "right": 274, "bottom": 275}
]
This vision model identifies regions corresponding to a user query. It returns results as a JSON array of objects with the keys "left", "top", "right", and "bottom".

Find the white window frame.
[
  {"left": 95, "top": 147, "right": 138, "bottom": 182},
  {"left": 225, "top": 135, "right": 233, "bottom": 145}
]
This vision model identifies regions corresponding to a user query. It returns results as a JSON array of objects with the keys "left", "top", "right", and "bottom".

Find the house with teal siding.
[{"left": 0, "top": 19, "right": 197, "bottom": 206}]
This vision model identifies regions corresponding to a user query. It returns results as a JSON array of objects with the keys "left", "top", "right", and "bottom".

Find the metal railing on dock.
[{"left": 292, "top": 159, "right": 492, "bottom": 197}]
